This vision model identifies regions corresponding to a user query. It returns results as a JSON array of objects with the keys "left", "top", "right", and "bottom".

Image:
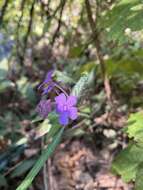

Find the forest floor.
[{"left": 33, "top": 136, "right": 133, "bottom": 190}]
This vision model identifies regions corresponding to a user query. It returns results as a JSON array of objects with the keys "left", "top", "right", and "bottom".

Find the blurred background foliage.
[{"left": 0, "top": 0, "right": 143, "bottom": 189}]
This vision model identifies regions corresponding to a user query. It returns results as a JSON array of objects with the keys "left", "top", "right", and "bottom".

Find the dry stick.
[
  {"left": 85, "top": 0, "right": 112, "bottom": 104},
  {"left": 21, "top": 0, "right": 36, "bottom": 65},
  {"left": 47, "top": 158, "right": 54, "bottom": 190},
  {"left": 0, "top": 0, "right": 9, "bottom": 26},
  {"left": 16, "top": 0, "right": 26, "bottom": 64},
  {"left": 51, "top": 0, "right": 66, "bottom": 45},
  {"left": 40, "top": 0, "right": 67, "bottom": 39}
]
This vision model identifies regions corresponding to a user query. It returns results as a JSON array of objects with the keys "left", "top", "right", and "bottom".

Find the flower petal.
[
  {"left": 69, "top": 107, "right": 78, "bottom": 120},
  {"left": 44, "top": 70, "right": 53, "bottom": 83},
  {"left": 67, "top": 95, "right": 77, "bottom": 106},
  {"left": 55, "top": 93, "right": 66, "bottom": 104},
  {"left": 36, "top": 99, "right": 51, "bottom": 118},
  {"left": 59, "top": 112, "right": 69, "bottom": 125}
]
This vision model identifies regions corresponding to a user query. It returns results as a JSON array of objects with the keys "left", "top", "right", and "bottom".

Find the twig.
[
  {"left": 47, "top": 158, "right": 54, "bottom": 190},
  {"left": 16, "top": 0, "right": 26, "bottom": 64},
  {"left": 0, "top": 0, "right": 9, "bottom": 26},
  {"left": 51, "top": 0, "right": 66, "bottom": 45},
  {"left": 21, "top": 0, "right": 36, "bottom": 65},
  {"left": 85, "top": 0, "right": 112, "bottom": 104}
]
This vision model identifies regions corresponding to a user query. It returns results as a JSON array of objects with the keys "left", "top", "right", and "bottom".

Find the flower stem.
[{"left": 54, "top": 83, "right": 69, "bottom": 97}]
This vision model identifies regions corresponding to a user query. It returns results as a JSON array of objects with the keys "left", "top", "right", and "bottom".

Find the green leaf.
[
  {"left": 71, "top": 73, "right": 89, "bottom": 98},
  {"left": 112, "top": 143, "right": 143, "bottom": 182},
  {"left": 102, "top": 0, "right": 143, "bottom": 43},
  {"left": 105, "top": 57, "right": 143, "bottom": 78},
  {"left": 0, "top": 69, "right": 7, "bottom": 80},
  {"left": 135, "top": 162, "right": 143, "bottom": 190},
  {"left": 68, "top": 46, "right": 82, "bottom": 58},
  {"left": 126, "top": 112, "right": 143, "bottom": 143},
  {"left": 17, "top": 77, "right": 36, "bottom": 104},
  {"left": 0, "top": 174, "right": 7, "bottom": 187},
  {"left": 10, "top": 159, "right": 36, "bottom": 178},
  {"left": 35, "top": 119, "right": 51, "bottom": 138},
  {"left": 16, "top": 127, "right": 64, "bottom": 190},
  {"left": 0, "top": 80, "right": 14, "bottom": 93},
  {"left": 55, "top": 70, "right": 75, "bottom": 84},
  {"left": 31, "top": 116, "right": 43, "bottom": 123}
]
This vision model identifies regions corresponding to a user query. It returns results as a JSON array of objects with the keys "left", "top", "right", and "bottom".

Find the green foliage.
[
  {"left": 105, "top": 56, "right": 143, "bottom": 78},
  {"left": 0, "top": 80, "right": 14, "bottom": 93},
  {"left": 112, "top": 143, "right": 143, "bottom": 182},
  {"left": 112, "top": 112, "right": 143, "bottom": 189},
  {"left": 16, "top": 127, "right": 64, "bottom": 190},
  {"left": 102, "top": 0, "right": 143, "bottom": 43},
  {"left": 71, "top": 72, "right": 90, "bottom": 98},
  {"left": 10, "top": 159, "right": 36, "bottom": 178},
  {"left": 1, "top": 0, "right": 143, "bottom": 189},
  {"left": 135, "top": 162, "right": 143, "bottom": 190},
  {"left": 17, "top": 77, "right": 37, "bottom": 105},
  {"left": 0, "top": 174, "right": 7, "bottom": 188},
  {"left": 126, "top": 112, "right": 143, "bottom": 143}
]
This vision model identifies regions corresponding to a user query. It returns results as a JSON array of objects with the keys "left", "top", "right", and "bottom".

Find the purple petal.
[
  {"left": 44, "top": 70, "right": 54, "bottom": 83},
  {"left": 55, "top": 93, "right": 66, "bottom": 104},
  {"left": 36, "top": 99, "right": 51, "bottom": 118},
  {"left": 69, "top": 107, "right": 78, "bottom": 120},
  {"left": 67, "top": 96, "right": 77, "bottom": 106},
  {"left": 42, "top": 86, "right": 53, "bottom": 95},
  {"left": 59, "top": 112, "right": 69, "bottom": 125},
  {"left": 37, "top": 83, "right": 43, "bottom": 90}
]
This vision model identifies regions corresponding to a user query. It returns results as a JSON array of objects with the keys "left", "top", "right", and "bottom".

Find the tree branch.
[
  {"left": 85, "top": 0, "right": 112, "bottom": 103},
  {"left": 21, "top": 0, "right": 36, "bottom": 65},
  {"left": 0, "top": 0, "right": 9, "bottom": 26},
  {"left": 16, "top": 0, "right": 26, "bottom": 63},
  {"left": 51, "top": 0, "right": 66, "bottom": 45}
]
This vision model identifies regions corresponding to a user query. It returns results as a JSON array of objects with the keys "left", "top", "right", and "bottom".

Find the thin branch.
[
  {"left": 16, "top": 0, "right": 26, "bottom": 63},
  {"left": 51, "top": 0, "right": 66, "bottom": 45},
  {"left": 85, "top": 0, "right": 112, "bottom": 104},
  {"left": 0, "top": 0, "right": 9, "bottom": 26},
  {"left": 47, "top": 158, "right": 54, "bottom": 190},
  {"left": 21, "top": 0, "right": 36, "bottom": 64}
]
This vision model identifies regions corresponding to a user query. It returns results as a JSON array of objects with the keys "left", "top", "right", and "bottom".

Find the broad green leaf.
[
  {"left": 135, "top": 162, "right": 143, "bottom": 190},
  {"left": 71, "top": 73, "right": 89, "bottom": 98},
  {"left": 105, "top": 58, "right": 143, "bottom": 78},
  {"left": 16, "top": 127, "right": 64, "bottom": 190},
  {"left": 112, "top": 143, "right": 143, "bottom": 182},
  {"left": 33, "top": 112, "right": 60, "bottom": 139},
  {"left": 126, "top": 112, "right": 143, "bottom": 143},
  {"left": 35, "top": 119, "right": 51, "bottom": 138}
]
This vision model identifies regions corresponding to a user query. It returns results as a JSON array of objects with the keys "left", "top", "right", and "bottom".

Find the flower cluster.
[{"left": 36, "top": 70, "right": 78, "bottom": 126}]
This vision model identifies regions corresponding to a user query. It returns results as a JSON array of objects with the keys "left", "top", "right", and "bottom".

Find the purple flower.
[
  {"left": 38, "top": 70, "right": 55, "bottom": 95},
  {"left": 55, "top": 93, "right": 78, "bottom": 126},
  {"left": 36, "top": 99, "right": 51, "bottom": 118}
]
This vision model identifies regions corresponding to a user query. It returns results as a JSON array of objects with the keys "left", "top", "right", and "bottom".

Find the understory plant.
[{"left": 16, "top": 71, "right": 90, "bottom": 190}]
